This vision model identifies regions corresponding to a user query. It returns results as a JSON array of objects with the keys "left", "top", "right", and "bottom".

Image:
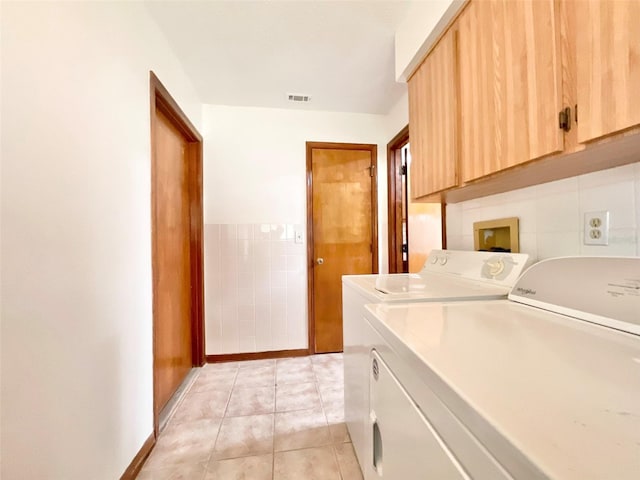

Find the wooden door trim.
[
  {"left": 305, "top": 141, "right": 378, "bottom": 354},
  {"left": 306, "top": 144, "right": 315, "bottom": 354},
  {"left": 386, "top": 125, "right": 409, "bottom": 273},
  {"left": 150, "top": 71, "right": 204, "bottom": 435}
]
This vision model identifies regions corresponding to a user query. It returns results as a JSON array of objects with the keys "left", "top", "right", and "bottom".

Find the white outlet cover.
[{"left": 583, "top": 211, "right": 610, "bottom": 246}]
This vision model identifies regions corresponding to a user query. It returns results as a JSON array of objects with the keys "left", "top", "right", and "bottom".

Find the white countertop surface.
[{"left": 366, "top": 300, "right": 640, "bottom": 480}]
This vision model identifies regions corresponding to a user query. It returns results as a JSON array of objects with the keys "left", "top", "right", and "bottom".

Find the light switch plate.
[{"left": 294, "top": 230, "right": 303, "bottom": 244}]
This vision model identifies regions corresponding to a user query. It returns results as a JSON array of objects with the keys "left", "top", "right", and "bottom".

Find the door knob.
[{"left": 316, "top": 257, "right": 324, "bottom": 265}]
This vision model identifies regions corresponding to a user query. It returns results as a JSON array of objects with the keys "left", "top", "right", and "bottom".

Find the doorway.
[
  {"left": 306, "top": 142, "right": 378, "bottom": 354},
  {"left": 150, "top": 72, "right": 204, "bottom": 434},
  {"left": 387, "top": 126, "right": 445, "bottom": 273},
  {"left": 387, "top": 126, "right": 410, "bottom": 273}
]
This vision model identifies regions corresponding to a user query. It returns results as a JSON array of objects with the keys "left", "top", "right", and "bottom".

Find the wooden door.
[
  {"left": 408, "top": 27, "right": 458, "bottom": 198},
  {"left": 307, "top": 143, "right": 377, "bottom": 353},
  {"left": 458, "top": 0, "right": 564, "bottom": 182},
  {"left": 154, "top": 108, "right": 192, "bottom": 413},
  {"left": 150, "top": 73, "right": 204, "bottom": 425},
  {"left": 576, "top": 0, "right": 640, "bottom": 143}
]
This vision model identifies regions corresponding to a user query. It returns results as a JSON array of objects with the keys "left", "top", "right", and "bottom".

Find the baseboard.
[
  {"left": 120, "top": 432, "right": 155, "bottom": 480},
  {"left": 206, "top": 348, "right": 309, "bottom": 363}
]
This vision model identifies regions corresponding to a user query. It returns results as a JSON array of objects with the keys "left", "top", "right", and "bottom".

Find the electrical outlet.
[{"left": 584, "top": 211, "right": 609, "bottom": 245}]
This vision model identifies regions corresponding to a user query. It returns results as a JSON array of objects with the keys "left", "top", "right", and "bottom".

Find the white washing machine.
[
  {"left": 342, "top": 249, "right": 532, "bottom": 477},
  {"left": 364, "top": 256, "right": 640, "bottom": 480}
]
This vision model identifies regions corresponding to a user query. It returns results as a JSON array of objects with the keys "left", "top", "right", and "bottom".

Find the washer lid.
[
  {"left": 509, "top": 256, "right": 640, "bottom": 335},
  {"left": 374, "top": 274, "right": 432, "bottom": 294},
  {"left": 373, "top": 272, "right": 506, "bottom": 296},
  {"left": 343, "top": 272, "right": 511, "bottom": 302}
]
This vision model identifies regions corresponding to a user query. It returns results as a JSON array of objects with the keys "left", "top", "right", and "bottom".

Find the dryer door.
[{"left": 369, "top": 350, "right": 468, "bottom": 480}]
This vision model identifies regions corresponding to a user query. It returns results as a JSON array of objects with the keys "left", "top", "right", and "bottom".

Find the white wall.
[
  {"left": 384, "top": 91, "right": 409, "bottom": 139},
  {"left": 446, "top": 163, "right": 640, "bottom": 259},
  {"left": 1, "top": 2, "right": 201, "bottom": 478},
  {"left": 202, "top": 105, "right": 390, "bottom": 225},
  {"left": 394, "top": 0, "right": 466, "bottom": 81},
  {"left": 202, "top": 100, "right": 409, "bottom": 354}
]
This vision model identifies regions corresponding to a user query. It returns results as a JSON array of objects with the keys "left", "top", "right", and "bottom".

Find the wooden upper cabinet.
[
  {"left": 575, "top": 0, "right": 640, "bottom": 143},
  {"left": 404, "top": 0, "right": 640, "bottom": 203},
  {"left": 458, "top": 0, "right": 564, "bottom": 183},
  {"left": 408, "top": 28, "right": 458, "bottom": 199}
]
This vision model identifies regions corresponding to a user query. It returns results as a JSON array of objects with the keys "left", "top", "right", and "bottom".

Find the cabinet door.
[
  {"left": 408, "top": 28, "right": 458, "bottom": 198},
  {"left": 576, "top": 0, "right": 640, "bottom": 143},
  {"left": 369, "top": 351, "right": 467, "bottom": 480},
  {"left": 458, "top": 0, "right": 564, "bottom": 182}
]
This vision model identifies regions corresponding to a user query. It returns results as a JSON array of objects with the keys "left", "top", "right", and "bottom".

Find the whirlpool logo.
[{"left": 515, "top": 287, "right": 537, "bottom": 296}]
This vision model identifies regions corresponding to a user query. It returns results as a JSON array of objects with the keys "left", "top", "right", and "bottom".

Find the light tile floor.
[{"left": 138, "top": 353, "right": 363, "bottom": 480}]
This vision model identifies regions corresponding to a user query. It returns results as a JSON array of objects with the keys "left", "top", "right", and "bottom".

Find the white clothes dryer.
[{"left": 342, "top": 249, "right": 532, "bottom": 477}]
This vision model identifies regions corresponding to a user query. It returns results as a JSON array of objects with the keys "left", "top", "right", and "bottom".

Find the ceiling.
[{"left": 145, "top": 1, "right": 416, "bottom": 114}]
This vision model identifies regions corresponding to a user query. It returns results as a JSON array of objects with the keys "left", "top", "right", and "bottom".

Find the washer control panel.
[{"left": 421, "top": 250, "right": 532, "bottom": 287}]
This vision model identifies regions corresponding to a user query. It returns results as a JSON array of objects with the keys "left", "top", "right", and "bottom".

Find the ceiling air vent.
[{"left": 287, "top": 93, "right": 312, "bottom": 103}]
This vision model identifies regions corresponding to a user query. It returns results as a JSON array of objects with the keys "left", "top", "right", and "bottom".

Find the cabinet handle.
[
  {"left": 316, "top": 257, "right": 324, "bottom": 265},
  {"left": 373, "top": 418, "right": 383, "bottom": 475},
  {"left": 559, "top": 106, "right": 572, "bottom": 132}
]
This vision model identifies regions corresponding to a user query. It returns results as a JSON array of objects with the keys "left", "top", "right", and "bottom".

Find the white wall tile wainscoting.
[
  {"left": 205, "top": 224, "right": 307, "bottom": 355},
  {"left": 447, "top": 163, "right": 640, "bottom": 259}
]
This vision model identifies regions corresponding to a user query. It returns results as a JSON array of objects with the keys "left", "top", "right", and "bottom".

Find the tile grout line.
[
  {"left": 333, "top": 444, "right": 346, "bottom": 480},
  {"left": 272, "top": 364, "right": 278, "bottom": 480},
  {"left": 203, "top": 366, "right": 240, "bottom": 473},
  {"left": 146, "top": 356, "right": 351, "bottom": 478}
]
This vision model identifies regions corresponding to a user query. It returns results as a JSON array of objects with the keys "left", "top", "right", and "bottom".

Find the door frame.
[
  {"left": 305, "top": 141, "right": 378, "bottom": 354},
  {"left": 387, "top": 126, "right": 448, "bottom": 273},
  {"left": 150, "top": 71, "right": 205, "bottom": 434},
  {"left": 386, "top": 125, "right": 410, "bottom": 273}
]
